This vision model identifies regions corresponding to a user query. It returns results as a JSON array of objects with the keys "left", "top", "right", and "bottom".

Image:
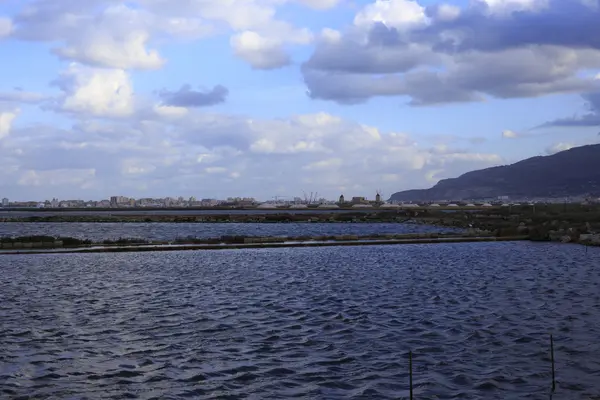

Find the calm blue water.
[
  {"left": 0, "top": 222, "right": 459, "bottom": 241},
  {"left": 1, "top": 242, "right": 599, "bottom": 399}
]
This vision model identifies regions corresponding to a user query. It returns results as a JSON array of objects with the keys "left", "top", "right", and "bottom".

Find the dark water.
[
  {"left": 0, "top": 222, "right": 459, "bottom": 241},
  {"left": 2, "top": 242, "right": 600, "bottom": 399}
]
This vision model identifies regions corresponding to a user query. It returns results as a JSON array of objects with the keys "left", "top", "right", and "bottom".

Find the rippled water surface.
[
  {"left": 1, "top": 242, "right": 600, "bottom": 399},
  {"left": 0, "top": 222, "right": 457, "bottom": 241}
]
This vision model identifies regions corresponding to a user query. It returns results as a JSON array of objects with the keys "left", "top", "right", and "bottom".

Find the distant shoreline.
[
  {"left": 2, "top": 203, "right": 599, "bottom": 248},
  {"left": 0, "top": 205, "right": 502, "bottom": 213}
]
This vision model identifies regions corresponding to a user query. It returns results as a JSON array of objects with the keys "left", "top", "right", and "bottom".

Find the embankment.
[{"left": 0, "top": 235, "right": 529, "bottom": 255}]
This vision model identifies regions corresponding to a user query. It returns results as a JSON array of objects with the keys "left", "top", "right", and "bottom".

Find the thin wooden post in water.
[
  {"left": 409, "top": 350, "right": 414, "bottom": 400},
  {"left": 550, "top": 334, "right": 556, "bottom": 393}
]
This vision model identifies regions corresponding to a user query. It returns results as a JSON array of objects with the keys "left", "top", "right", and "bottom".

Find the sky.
[{"left": 0, "top": 0, "right": 599, "bottom": 202}]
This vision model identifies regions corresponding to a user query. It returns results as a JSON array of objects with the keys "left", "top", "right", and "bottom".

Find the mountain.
[{"left": 389, "top": 144, "right": 600, "bottom": 202}]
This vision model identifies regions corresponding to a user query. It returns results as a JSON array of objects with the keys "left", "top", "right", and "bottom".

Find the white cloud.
[
  {"left": 436, "top": 4, "right": 461, "bottom": 21},
  {"left": 302, "top": 158, "right": 343, "bottom": 170},
  {"left": 230, "top": 21, "right": 313, "bottom": 69},
  {"left": 18, "top": 168, "right": 97, "bottom": 187},
  {"left": 297, "top": 0, "right": 342, "bottom": 9},
  {"left": 0, "top": 106, "right": 504, "bottom": 199},
  {"left": 54, "top": 30, "right": 165, "bottom": 70},
  {"left": 230, "top": 31, "right": 291, "bottom": 69},
  {"left": 153, "top": 104, "right": 189, "bottom": 118},
  {"left": 0, "top": 110, "right": 18, "bottom": 139},
  {"left": 477, "top": 0, "right": 549, "bottom": 15},
  {"left": 546, "top": 142, "right": 575, "bottom": 154},
  {"left": 121, "top": 158, "right": 157, "bottom": 176},
  {"left": 4, "top": 0, "right": 318, "bottom": 72},
  {"left": 303, "top": 0, "right": 600, "bottom": 105},
  {"left": 353, "top": 0, "right": 429, "bottom": 30},
  {"left": 502, "top": 129, "right": 520, "bottom": 138},
  {"left": 54, "top": 64, "right": 135, "bottom": 118},
  {"left": 205, "top": 166, "right": 228, "bottom": 174},
  {"left": 0, "top": 17, "right": 13, "bottom": 38},
  {"left": 3, "top": 0, "right": 590, "bottom": 201},
  {"left": 135, "top": 0, "right": 314, "bottom": 69},
  {"left": 12, "top": 3, "right": 175, "bottom": 70},
  {"left": 320, "top": 28, "right": 342, "bottom": 43}
]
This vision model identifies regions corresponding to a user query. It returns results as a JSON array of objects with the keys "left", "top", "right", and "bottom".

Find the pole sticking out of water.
[
  {"left": 550, "top": 334, "right": 556, "bottom": 393},
  {"left": 409, "top": 350, "right": 414, "bottom": 400}
]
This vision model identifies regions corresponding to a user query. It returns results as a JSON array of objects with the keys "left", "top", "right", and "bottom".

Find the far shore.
[{"left": 2, "top": 202, "right": 599, "bottom": 249}]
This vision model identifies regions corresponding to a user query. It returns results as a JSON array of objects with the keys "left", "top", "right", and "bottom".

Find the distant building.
[
  {"left": 338, "top": 194, "right": 345, "bottom": 203},
  {"left": 1, "top": 198, "right": 8, "bottom": 207},
  {"left": 375, "top": 192, "right": 381, "bottom": 203},
  {"left": 110, "top": 196, "right": 130, "bottom": 207},
  {"left": 351, "top": 196, "right": 367, "bottom": 204},
  {"left": 201, "top": 198, "right": 220, "bottom": 206}
]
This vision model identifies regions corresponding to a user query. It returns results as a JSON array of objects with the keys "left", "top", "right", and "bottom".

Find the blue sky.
[{"left": 0, "top": 0, "right": 599, "bottom": 201}]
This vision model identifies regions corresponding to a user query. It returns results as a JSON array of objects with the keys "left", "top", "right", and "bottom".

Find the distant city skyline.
[
  {"left": 1, "top": 0, "right": 599, "bottom": 200},
  {"left": 0, "top": 192, "right": 372, "bottom": 204}
]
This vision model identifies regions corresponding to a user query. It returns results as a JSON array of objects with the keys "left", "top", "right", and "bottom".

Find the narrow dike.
[{"left": 0, "top": 235, "right": 530, "bottom": 255}]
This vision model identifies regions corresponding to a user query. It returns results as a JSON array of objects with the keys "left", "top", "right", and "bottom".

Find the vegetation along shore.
[
  {"left": 0, "top": 234, "right": 529, "bottom": 254},
  {"left": 2, "top": 203, "right": 600, "bottom": 247}
]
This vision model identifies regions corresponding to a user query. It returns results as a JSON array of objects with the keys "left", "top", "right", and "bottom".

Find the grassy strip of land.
[
  {"left": 0, "top": 232, "right": 471, "bottom": 249},
  {"left": 0, "top": 211, "right": 411, "bottom": 223},
  {"left": 0, "top": 235, "right": 530, "bottom": 255}
]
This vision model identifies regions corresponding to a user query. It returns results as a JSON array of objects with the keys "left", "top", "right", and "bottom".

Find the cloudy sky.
[{"left": 1, "top": 0, "right": 599, "bottom": 201}]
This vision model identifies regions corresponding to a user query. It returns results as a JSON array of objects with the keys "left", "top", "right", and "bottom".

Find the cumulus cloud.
[
  {"left": 302, "top": 0, "right": 600, "bottom": 105},
  {"left": 0, "top": 108, "right": 503, "bottom": 199},
  {"left": 354, "top": 0, "right": 430, "bottom": 31},
  {"left": 9, "top": 0, "right": 313, "bottom": 70},
  {"left": 12, "top": 3, "right": 172, "bottom": 70},
  {"left": 53, "top": 30, "right": 165, "bottom": 70},
  {"left": 158, "top": 84, "right": 229, "bottom": 107},
  {"left": 0, "top": 109, "right": 19, "bottom": 139},
  {"left": 50, "top": 64, "right": 135, "bottom": 118},
  {"left": 230, "top": 31, "right": 291, "bottom": 69}
]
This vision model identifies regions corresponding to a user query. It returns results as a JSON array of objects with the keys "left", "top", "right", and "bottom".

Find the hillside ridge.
[{"left": 389, "top": 144, "right": 600, "bottom": 202}]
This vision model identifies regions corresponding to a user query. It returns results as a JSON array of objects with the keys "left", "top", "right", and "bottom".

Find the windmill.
[{"left": 375, "top": 189, "right": 383, "bottom": 204}]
